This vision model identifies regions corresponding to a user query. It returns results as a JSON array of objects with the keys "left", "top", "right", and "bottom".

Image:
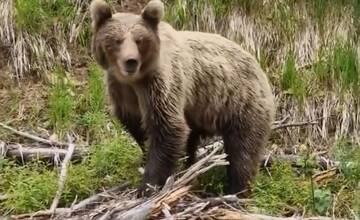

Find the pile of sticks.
[{"left": 9, "top": 144, "right": 343, "bottom": 220}]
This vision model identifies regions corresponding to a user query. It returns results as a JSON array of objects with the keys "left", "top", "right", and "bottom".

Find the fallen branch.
[
  {"left": 70, "top": 182, "right": 130, "bottom": 210},
  {"left": 0, "top": 122, "right": 68, "bottom": 146},
  {"left": 260, "top": 153, "right": 343, "bottom": 170},
  {"left": 0, "top": 142, "right": 87, "bottom": 162},
  {"left": 209, "top": 209, "right": 348, "bottom": 220},
  {"left": 50, "top": 135, "right": 76, "bottom": 213},
  {"left": 272, "top": 121, "right": 319, "bottom": 130}
]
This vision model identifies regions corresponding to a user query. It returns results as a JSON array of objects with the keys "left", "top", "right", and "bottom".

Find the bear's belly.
[{"left": 184, "top": 105, "right": 221, "bottom": 136}]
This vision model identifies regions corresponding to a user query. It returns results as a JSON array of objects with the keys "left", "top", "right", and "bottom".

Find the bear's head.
[{"left": 90, "top": 0, "right": 164, "bottom": 83}]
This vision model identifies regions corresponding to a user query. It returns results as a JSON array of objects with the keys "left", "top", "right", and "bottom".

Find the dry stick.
[
  {"left": 260, "top": 153, "right": 345, "bottom": 169},
  {"left": 173, "top": 201, "right": 210, "bottom": 218},
  {"left": 0, "top": 122, "right": 68, "bottom": 146},
  {"left": 201, "top": 194, "right": 251, "bottom": 207},
  {"left": 50, "top": 135, "right": 75, "bottom": 213},
  {"left": 1, "top": 143, "right": 87, "bottom": 161},
  {"left": 272, "top": 121, "right": 319, "bottom": 130},
  {"left": 210, "top": 209, "right": 348, "bottom": 220},
  {"left": 70, "top": 182, "right": 130, "bottom": 212},
  {"left": 12, "top": 209, "right": 70, "bottom": 220}
]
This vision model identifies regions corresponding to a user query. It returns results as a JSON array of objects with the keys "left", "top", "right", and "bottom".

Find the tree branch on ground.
[
  {"left": 50, "top": 135, "right": 76, "bottom": 214},
  {"left": 0, "top": 123, "right": 88, "bottom": 147},
  {"left": 0, "top": 141, "right": 87, "bottom": 163}
]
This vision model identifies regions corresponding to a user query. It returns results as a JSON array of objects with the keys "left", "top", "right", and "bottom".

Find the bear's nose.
[{"left": 124, "top": 59, "right": 139, "bottom": 73}]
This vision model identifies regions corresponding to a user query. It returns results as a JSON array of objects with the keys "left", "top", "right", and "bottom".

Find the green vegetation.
[
  {"left": 15, "top": 0, "right": 75, "bottom": 34},
  {"left": 78, "top": 63, "right": 108, "bottom": 140},
  {"left": 0, "top": 63, "right": 142, "bottom": 214},
  {"left": 331, "top": 140, "right": 360, "bottom": 188},
  {"left": 0, "top": 137, "right": 142, "bottom": 214},
  {"left": 281, "top": 53, "right": 307, "bottom": 102},
  {"left": 331, "top": 42, "right": 359, "bottom": 93},
  {"left": 48, "top": 67, "right": 76, "bottom": 137},
  {"left": 196, "top": 166, "right": 227, "bottom": 195},
  {"left": 2, "top": 161, "right": 58, "bottom": 213},
  {"left": 194, "top": 139, "right": 360, "bottom": 217},
  {"left": 251, "top": 162, "right": 312, "bottom": 215}
]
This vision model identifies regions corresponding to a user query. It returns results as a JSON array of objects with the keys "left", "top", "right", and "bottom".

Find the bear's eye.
[
  {"left": 115, "top": 39, "right": 123, "bottom": 45},
  {"left": 135, "top": 38, "right": 143, "bottom": 44}
]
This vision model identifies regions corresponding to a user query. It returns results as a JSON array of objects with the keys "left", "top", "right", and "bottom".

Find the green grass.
[
  {"left": 14, "top": 0, "right": 47, "bottom": 33},
  {"left": 1, "top": 160, "right": 58, "bottom": 214},
  {"left": 193, "top": 139, "right": 359, "bottom": 217},
  {"left": 332, "top": 42, "right": 359, "bottom": 93},
  {"left": 330, "top": 140, "right": 360, "bottom": 188},
  {"left": 48, "top": 67, "right": 76, "bottom": 137},
  {"left": 89, "top": 138, "right": 142, "bottom": 186},
  {"left": 313, "top": 41, "right": 360, "bottom": 95},
  {"left": 0, "top": 62, "right": 143, "bottom": 215},
  {"left": 77, "top": 63, "right": 109, "bottom": 141},
  {"left": 281, "top": 53, "right": 307, "bottom": 102},
  {"left": 164, "top": 0, "right": 262, "bottom": 29},
  {"left": 15, "top": 0, "right": 75, "bottom": 34},
  {"left": 86, "top": 63, "right": 105, "bottom": 113},
  {"left": 251, "top": 162, "right": 312, "bottom": 215},
  {"left": 196, "top": 166, "right": 227, "bottom": 195},
  {"left": 0, "top": 134, "right": 142, "bottom": 214}
]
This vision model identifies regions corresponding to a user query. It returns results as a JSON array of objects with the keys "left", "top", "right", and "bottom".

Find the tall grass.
[
  {"left": 313, "top": 41, "right": 359, "bottom": 94},
  {"left": 332, "top": 42, "right": 359, "bottom": 93},
  {"left": 79, "top": 63, "right": 108, "bottom": 141},
  {"left": 14, "top": 0, "right": 75, "bottom": 34},
  {"left": 48, "top": 67, "right": 76, "bottom": 137},
  {"left": 281, "top": 53, "right": 307, "bottom": 102}
]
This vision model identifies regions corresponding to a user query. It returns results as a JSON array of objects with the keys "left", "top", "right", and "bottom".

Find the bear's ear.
[
  {"left": 90, "top": 0, "right": 112, "bottom": 31},
  {"left": 141, "top": 0, "right": 164, "bottom": 28}
]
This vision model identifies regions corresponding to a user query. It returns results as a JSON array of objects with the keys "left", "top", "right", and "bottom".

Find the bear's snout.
[{"left": 124, "top": 58, "right": 139, "bottom": 74}]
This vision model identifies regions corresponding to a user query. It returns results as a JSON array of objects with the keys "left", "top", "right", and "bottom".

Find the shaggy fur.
[{"left": 90, "top": 0, "right": 276, "bottom": 197}]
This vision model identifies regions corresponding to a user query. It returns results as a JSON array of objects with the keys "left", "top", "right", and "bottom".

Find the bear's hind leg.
[
  {"left": 185, "top": 131, "right": 200, "bottom": 168},
  {"left": 222, "top": 119, "right": 270, "bottom": 197}
]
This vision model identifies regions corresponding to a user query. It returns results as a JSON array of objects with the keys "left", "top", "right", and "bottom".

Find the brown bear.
[{"left": 89, "top": 0, "right": 276, "bottom": 197}]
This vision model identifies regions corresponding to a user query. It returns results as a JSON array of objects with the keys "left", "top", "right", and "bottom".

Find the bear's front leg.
[
  {"left": 134, "top": 77, "right": 190, "bottom": 197},
  {"left": 138, "top": 114, "right": 189, "bottom": 197}
]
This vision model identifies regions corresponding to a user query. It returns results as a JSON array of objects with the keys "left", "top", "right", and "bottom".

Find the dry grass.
[
  {"left": 0, "top": 0, "right": 92, "bottom": 81},
  {"left": 0, "top": 0, "right": 15, "bottom": 45},
  {"left": 163, "top": 0, "right": 360, "bottom": 148}
]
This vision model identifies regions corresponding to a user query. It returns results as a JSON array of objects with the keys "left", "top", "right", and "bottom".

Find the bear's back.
[{"left": 155, "top": 24, "right": 275, "bottom": 134}]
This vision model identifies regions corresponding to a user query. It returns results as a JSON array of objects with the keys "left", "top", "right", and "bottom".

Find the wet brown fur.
[{"left": 90, "top": 0, "right": 276, "bottom": 197}]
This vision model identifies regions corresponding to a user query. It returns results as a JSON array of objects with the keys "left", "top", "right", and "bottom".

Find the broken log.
[{"left": 0, "top": 142, "right": 87, "bottom": 163}]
